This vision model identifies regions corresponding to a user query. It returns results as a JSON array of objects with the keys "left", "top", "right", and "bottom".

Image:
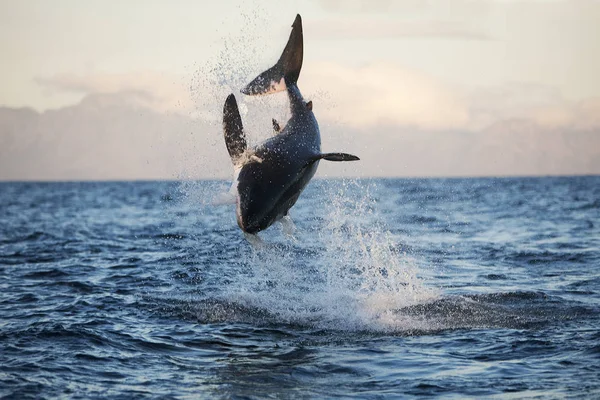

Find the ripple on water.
[{"left": 0, "top": 178, "right": 599, "bottom": 398}]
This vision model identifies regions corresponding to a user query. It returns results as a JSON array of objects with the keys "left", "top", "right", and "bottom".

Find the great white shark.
[{"left": 223, "top": 14, "right": 359, "bottom": 237}]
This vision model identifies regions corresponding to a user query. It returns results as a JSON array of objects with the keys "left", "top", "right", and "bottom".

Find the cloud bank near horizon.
[
  {"left": 32, "top": 61, "right": 600, "bottom": 132},
  {"left": 1, "top": 68, "right": 598, "bottom": 181}
]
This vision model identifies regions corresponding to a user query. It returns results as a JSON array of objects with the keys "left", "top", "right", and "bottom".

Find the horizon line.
[{"left": 1, "top": 173, "right": 598, "bottom": 184}]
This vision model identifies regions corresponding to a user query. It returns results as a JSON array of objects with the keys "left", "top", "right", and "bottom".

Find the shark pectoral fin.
[
  {"left": 223, "top": 94, "right": 246, "bottom": 163},
  {"left": 310, "top": 153, "right": 360, "bottom": 162}
]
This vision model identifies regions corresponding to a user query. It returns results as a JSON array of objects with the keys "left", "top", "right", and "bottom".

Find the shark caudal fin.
[
  {"left": 241, "top": 14, "right": 303, "bottom": 96},
  {"left": 223, "top": 94, "right": 246, "bottom": 164}
]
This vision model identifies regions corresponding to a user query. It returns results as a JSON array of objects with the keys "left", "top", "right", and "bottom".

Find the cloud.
[
  {"left": 3, "top": 61, "right": 599, "bottom": 181},
  {"left": 302, "top": 62, "right": 470, "bottom": 130},
  {"left": 315, "top": 0, "right": 396, "bottom": 13},
  {"left": 468, "top": 83, "right": 600, "bottom": 131},
  {"left": 311, "top": 0, "right": 494, "bottom": 41},
  {"left": 301, "top": 62, "right": 600, "bottom": 133},
  {"left": 35, "top": 71, "right": 192, "bottom": 114},
  {"left": 33, "top": 63, "right": 470, "bottom": 135},
  {"left": 306, "top": 19, "right": 493, "bottom": 41},
  {"left": 1, "top": 86, "right": 598, "bottom": 181},
  {"left": 0, "top": 91, "right": 228, "bottom": 181},
  {"left": 313, "top": 0, "right": 578, "bottom": 13},
  {"left": 32, "top": 63, "right": 600, "bottom": 135}
]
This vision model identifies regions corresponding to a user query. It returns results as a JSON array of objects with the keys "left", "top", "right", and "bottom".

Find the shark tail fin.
[
  {"left": 223, "top": 94, "right": 246, "bottom": 163},
  {"left": 241, "top": 14, "right": 303, "bottom": 96}
]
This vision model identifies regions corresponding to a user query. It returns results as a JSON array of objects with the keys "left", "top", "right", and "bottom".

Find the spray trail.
[{"left": 214, "top": 179, "right": 439, "bottom": 332}]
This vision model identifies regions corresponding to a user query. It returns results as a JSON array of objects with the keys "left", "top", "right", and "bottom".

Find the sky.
[{"left": 1, "top": 0, "right": 599, "bottom": 180}]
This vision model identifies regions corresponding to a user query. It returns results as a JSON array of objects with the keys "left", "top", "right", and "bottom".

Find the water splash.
[
  {"left": 166, "top": 179, "right": 593, "bottom": 336},
  {"left": 211, "top": 179, "right": 439, "bottom": 333}
]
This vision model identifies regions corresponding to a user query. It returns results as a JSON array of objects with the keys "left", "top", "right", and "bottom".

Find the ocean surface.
[{"left": 1, "top": 176, "right": 599, "bottom": 399}]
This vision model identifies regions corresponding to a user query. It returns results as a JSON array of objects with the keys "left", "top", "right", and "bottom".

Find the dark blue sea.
[{"left": 1, "top": 176, "right": 599, "bottom": 399}]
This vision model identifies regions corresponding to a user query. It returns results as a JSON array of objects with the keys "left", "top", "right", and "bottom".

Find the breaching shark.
[{"left": 223, "top": 14, "right": 359, "bottom": 238}]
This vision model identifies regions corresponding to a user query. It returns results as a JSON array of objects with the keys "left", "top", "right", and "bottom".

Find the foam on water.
[
  {"left": 195, "top": 179, "right": 439, "bottom": 333},
  {"left": 170, "top": 177, "right": 597, "bottom": 335},
  {"left": 3, "top": 178, "right": 599, "bottom": 398}
]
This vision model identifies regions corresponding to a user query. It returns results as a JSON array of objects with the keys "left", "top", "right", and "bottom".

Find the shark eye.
[{"left": 305, "top": 101, "right": 313, "bottom": 111}]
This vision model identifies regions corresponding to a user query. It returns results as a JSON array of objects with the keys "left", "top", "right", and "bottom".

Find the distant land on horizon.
[
  {"left": 1, "top": 91, "right": 599, "bottom": 182},
  {"left": 1, "top": 175, "right": 599, "bottom": 184}
]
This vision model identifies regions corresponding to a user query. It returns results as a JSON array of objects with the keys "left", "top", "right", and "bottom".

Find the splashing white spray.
[{"left": 218, "top": 179, "right": 439, "bottom": 332}]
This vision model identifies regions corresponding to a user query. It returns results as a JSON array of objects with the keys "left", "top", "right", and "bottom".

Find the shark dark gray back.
[{"left": 223, "top": 14, "right": 360, "bottom": 236}]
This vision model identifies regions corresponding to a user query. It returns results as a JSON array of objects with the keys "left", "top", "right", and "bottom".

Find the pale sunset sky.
[{"left": 1, "top": 0, "right": 599, "bottom": 180}]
